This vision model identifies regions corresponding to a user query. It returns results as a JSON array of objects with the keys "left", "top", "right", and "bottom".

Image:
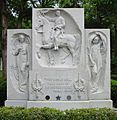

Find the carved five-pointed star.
[{"left": 56, "top": 95, "right": 61, "bottom": 100}]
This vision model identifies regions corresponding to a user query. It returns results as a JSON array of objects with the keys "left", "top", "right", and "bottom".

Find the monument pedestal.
[
  {"left": 5, "top": 100, "right": 27, "bottom": 107},
  {"left": 5, "top": 100, "right": 112, "bottom": 110},
  {"left": 27, "top": 100, "right": 112, "bottom": 110}
]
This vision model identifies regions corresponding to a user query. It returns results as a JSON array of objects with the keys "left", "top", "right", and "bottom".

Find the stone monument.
[{"left": 5, "top": 8, "right": 112, "bottom": 110}]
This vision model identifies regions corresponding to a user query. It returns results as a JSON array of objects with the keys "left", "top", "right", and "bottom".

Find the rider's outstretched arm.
[{"left": 43, "top": 15, "right": 55, "bottom": 22}]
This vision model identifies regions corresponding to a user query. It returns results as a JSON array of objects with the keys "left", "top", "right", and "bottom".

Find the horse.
[
  {"left": 35, "top": 13, "right": 81, "bottom": 65},
  {"left": 37, "top": 33, "right": 81, "bottom": 65}
]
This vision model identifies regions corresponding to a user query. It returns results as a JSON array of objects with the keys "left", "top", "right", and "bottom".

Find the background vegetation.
[
  {"left": 0, "top": 71, "right": 6, "bottom": 106},
  {"left": 0, "top": 0, "right": 117, "bottom": 107}
]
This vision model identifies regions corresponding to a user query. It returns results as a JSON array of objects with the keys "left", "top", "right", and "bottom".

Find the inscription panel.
[{"left": 29, "top": 68, "right": 87, "bottom": 101}]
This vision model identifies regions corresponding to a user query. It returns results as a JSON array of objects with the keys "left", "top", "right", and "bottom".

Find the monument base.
[
  {"left": 27, "top": 100, "right": 112, "bottom": 110},
  {"left": 5, "top": 100, "right": 27, "bottom": 107},
  {"left": 5, "top": 100, "right": 113, "bottom": 110}
]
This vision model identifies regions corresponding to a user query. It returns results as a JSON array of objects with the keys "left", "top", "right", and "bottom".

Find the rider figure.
[{"left": 44, "top": 10, "right": 65, "bottom": 50}]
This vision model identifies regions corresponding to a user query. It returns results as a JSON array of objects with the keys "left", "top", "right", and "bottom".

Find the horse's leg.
[
  {"left": 36, "top": 43, "right": 54, "bottom": 59},
  {"left": 61, "top": 48, "right": 70, "bottom": 64},
  {"left": 69, "top": 47, "right": 76, "bottom": 65},
  {"left": 42, "top": 43, "right": 55, "bottom": 65},
  {"left": 36, "top": 44, "right": 42, "bottom": 59},
  {"left": 47, "top": 50, "right": 54, "bottom": 65}
]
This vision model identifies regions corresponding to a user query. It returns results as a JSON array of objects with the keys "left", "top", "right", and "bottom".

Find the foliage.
[
  {"left": 0, "top": 107, "right": 64, "bottom": 120},
  {"left": 65, "top": 108, "right": 117, "bottom": 120},
  {"left": 83, "top": 0, "right": 117, "bottom": 74},
  {"left": 0, "top": 71, "right": 6, "bottom": 106},
  {"left": 111, "top": 49, "right": 117, "bottom": 75},
  {"left": 6, "top": 0, "right": 32, "bottom": 29},
  {"left": 83, "top": 0, "right": 117, "bottom": 28},
  {"left": 0, "top": 107, "right": 117, "bottom": 120},
  {"left": 0, "top": 0, "right": 117, "bottom": 108},
  {"left": 111, "top": 79, "right": 117, "bottom": 108},
  {"left": 57, "top": 0, "right": 82, "bottom": 8}
]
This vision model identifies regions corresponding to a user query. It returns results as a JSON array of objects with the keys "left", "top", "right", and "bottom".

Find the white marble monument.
[{"left": 5, "top": 8, "right": 112, "bottom": 110}]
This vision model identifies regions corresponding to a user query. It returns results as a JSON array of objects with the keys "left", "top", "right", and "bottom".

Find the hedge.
[
  {"left": 0, "top": 107, "right": 117, "bottom": 120},
  {"left": 111, "top": 79, "right": 117, "bottom": 108}
]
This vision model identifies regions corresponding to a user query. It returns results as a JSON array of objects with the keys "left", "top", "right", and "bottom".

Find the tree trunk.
[
  {"left": 1, "top": 0, "right": 8, "bottom": 79},
  {"left": 114, "top": 25, "right": 117, "bottom": 56},
  {"left": 17, "top": 13, "right": 22, "bottom": 28}
]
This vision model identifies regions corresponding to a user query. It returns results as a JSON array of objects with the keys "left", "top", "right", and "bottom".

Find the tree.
[
  {"left": 55, "top": 0, "right": 82, "bottom": 8},
  {"left": 7, "top": 0, "right": 32, "bottom": 28},
  {"left": 0, "top": 0, "right": 8, "bottom": 79},
  {"left": 83, "top": 0, "right": 117, "bottom": 73},
  {"left": 0, "top": 0, "right": 33, "bottom": 79}
]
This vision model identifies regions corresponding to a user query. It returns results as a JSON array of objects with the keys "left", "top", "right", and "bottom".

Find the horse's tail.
[{"left": 74, "top": 33, "right": 82, "bottom": 63}]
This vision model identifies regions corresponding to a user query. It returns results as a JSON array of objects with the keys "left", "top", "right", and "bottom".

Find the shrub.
[
  {"left": 0, "top": 107, "right": 117, "bottom": 120},
  {"left": 0, "top": 107, "right": 64, "bottom": 120},
  {"left": 65, "top": 108, "right": 117, "bottom": 120},
  {"left": 111, "top": 79, "right": 117, "bottom": 108}
]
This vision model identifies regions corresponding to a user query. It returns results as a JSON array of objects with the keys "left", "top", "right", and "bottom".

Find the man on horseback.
[{"left": 43, "top": 10, "right": 65, "bottom": 50}]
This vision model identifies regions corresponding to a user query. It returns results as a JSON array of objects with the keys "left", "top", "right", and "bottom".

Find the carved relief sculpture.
[
  {"left": 35, "top": 9, "right": 82, "bottom": 66},
  {"left": 11, "top": 33, "right": 31, "bottom": 92},
  {"left": 31, "top": 73, "right": 44, "bottom": 100},
  {"left": 6, "top": 8, "right": 112, "bottom": 109},
  {"left": 44, "top": 10, "right": 65, "bottom": 51},
  {"left": 73, "top": 73, "right": 85, "bottom": 99},
  {"left": 87, "top": 31, "right": 107, "bottom": 93}
]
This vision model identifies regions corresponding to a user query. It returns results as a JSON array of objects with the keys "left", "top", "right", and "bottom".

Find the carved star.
[{"left": 56, "top": 95, "right": 61, "bottom": 100}]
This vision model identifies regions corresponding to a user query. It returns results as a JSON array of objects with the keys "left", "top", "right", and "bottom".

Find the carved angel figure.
[
  {"left": 12, "top": 34, "right": 31, "bottom": 92},
  {"left": 88, "top": 32, "right": 107, "bottom": 93}
]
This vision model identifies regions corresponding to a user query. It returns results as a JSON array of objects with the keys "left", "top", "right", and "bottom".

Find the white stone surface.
[
  {"left": 27, "top": 100, "right": 112, "bottom": 110},
  {"left": 29, "top": 69, "right": 88, "bottom": 101},
  {"left": 89, "top": 100, "right": 113, "bottom": 108},
  {"left": 6, "top": 8, "right": 112, "bottom": 109},
  {"left": 32, "top": 8, "right": 84, "bottom": 68},
  {"left": 27, "top": 101, "right": 90, "bottom": 110},
  {"left": 30, "top": 8, "right": 88, "bottom": 102},
  {"left": 5, "top": 100, "right": 27, "bottom": 107},
  {"left": 7, "top": 29, "right": 32, "bottom": 100},
  {"left": 85, "top": 29, "right": 110, "bottom": 100}
]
